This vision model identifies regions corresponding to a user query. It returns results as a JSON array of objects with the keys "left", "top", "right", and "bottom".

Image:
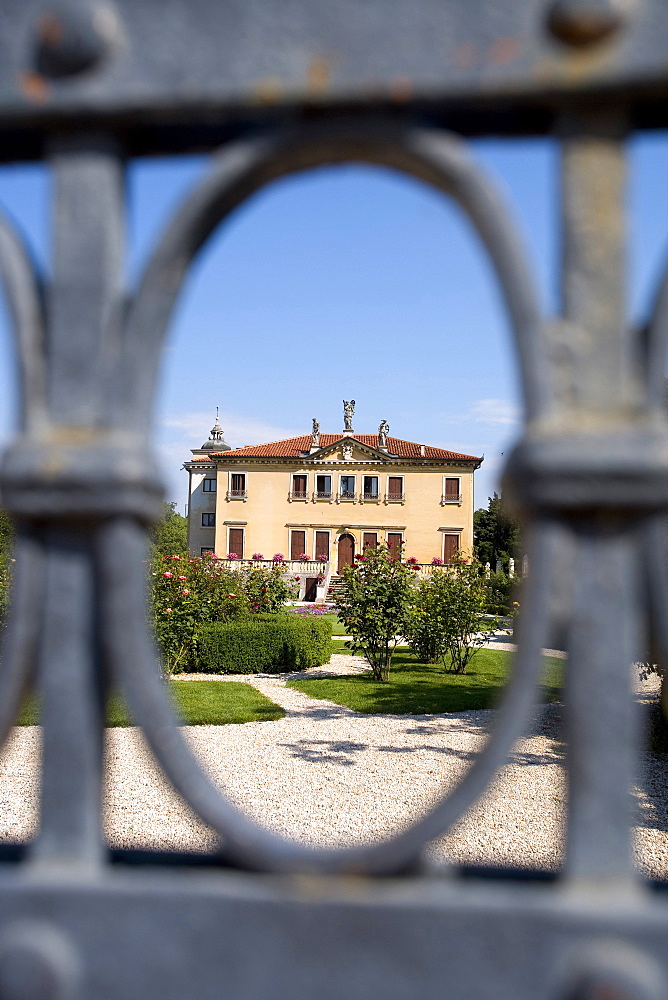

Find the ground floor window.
[
  {"left": 201, "top": 547, "right": 214, "bottom": 556},
  {"left": 291, "top": 529, "right": 307, "bottom": 560},
  {"left": 227, "top": 527, "right": 244, "bottom": 558},
  {"left": 363, "top": 532, "right": 378, "bottom": 551},
  {"left": 315, "top": 530, "right": 330, "bottom": 561},
  {"left": 201, "top": 513, "right": 215, "bottom": 527},
  {"left": 443, "top": 533, "right": 460, "bottom": 564},
  {"left": 387, "top": 532, "right": 403, "bottom": 559}
]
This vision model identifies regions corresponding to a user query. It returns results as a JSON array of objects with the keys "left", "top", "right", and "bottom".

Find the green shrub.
[
  {"left": 195, "top": 615, "right": 332, "bottom": 674},
  {"left": 484, "top": 571, "right": 515, "bottom": 614},
  {"left": 404, "top": 556, "right": 504, "bottom": 675},
  {"left": 334, "top": 544, "right": 414, "bottom": 682}
]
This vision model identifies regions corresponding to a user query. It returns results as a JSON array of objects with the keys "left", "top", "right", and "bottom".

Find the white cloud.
[
  {"left": 161, "top": 410, "right": 301, "bottom": 450},
  {"left": 466, "top": 398, "right": 520, "bottom": 427},
  {"left": 155, "top": 409, "right": 303, "bottom": 510}
]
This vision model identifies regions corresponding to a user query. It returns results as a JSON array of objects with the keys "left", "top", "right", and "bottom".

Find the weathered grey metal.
[
  {"left": 1, "top": 0, "right": 668, "bottom": 158},
  {"left": 0, "top": 0, "right": 665, "bottom": 996}
]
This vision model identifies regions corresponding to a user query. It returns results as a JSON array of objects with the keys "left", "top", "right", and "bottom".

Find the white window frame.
[
  {"left": 227, "top": 470, "right": 248, "bottom": 501},
  {"left": 442, "top": 475, "right": 462, "bottom": 504},
  {"left": 385, "top": 474, "right": 404, "bottom": 502},
  {"left": 362, "top": 475, "right": 380, "bottom": 502},
  {"left": 338, "top": 474, "right": 356, "bottom": 501},
  {"left": 314, "top": 473, "right": 333, "bottom": 500},
  {"left": 290, "top": 472, "right": 309, "bottom": 501},
  {"left": 202, "top": 477, "right": 217, "bottom": 493}
]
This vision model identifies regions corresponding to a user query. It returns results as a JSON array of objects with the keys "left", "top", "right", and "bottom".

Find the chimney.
[{"left": 420, "top": 444, "right": 425, "bottom": 457}]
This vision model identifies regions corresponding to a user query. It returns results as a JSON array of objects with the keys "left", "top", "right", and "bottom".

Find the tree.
[
  {"left": 334, "top": 545, "right": 414, "bottom": 682},
  {"left": 151, "top": 501, "right": 188, "bottom": 557},
  {"left": 473, "top": 492, "right": 521, "bottom": 569},
  {"left": 405, "top": 555, "right": 502, "bottom": 674}
]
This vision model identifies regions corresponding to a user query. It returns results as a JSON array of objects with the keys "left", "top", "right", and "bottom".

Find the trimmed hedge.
[{"left": 194, "top": 614, "right": 333, "bottom": 674}]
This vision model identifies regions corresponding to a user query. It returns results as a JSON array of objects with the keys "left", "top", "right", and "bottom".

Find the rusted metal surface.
[{"left": 0, "top": 0, "right": 667, "bottom": 159}]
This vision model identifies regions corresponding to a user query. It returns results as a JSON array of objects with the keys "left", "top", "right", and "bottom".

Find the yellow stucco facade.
[{"left": 185, "top": 424, "right": 482, "bottom": 570}]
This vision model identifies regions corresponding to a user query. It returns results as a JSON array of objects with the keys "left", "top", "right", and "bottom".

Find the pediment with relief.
[{"left": 307, "top": 437, "right": 390, "bottom": 463}]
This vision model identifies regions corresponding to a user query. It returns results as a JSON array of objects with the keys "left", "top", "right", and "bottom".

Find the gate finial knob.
[{"left": 546, "top": 0, "right": 626, "bottom": 46}]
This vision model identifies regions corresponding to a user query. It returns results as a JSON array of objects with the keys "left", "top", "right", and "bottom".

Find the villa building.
[{"left": 184, "top": 405, "right": 482, "bottom": 596}]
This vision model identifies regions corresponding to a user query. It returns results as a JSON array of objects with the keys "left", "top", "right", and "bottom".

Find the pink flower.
[
  {"left": 164, "top": 607, "right": 173, "bottom": 613},
  {"left": 163, "top": 571, "right": 173, "bottom": 578},
  {"left": 227, "top": 593, "right": 236, "bottom": 598},
  {"left": 181, "top": 589, "right": 189, "bottom": 596},
  {"left": 178, "top": 575, "right": 186, "bottom": 581}
]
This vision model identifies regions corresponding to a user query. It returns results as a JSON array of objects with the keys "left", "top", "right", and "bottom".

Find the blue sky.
[{"left": 0, "top": 131, "right": 665, "bottom": 512}]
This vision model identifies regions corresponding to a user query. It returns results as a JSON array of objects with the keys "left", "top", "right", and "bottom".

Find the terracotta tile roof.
[{"left": 206, "top": 434, "right": 481, "bottom": 462}]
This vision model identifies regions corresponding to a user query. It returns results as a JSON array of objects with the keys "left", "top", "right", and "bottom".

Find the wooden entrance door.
[
  {"left": 363, "top": 532, "right": 378, "bottom": 551},
  {"left": 443, "top": 533, "right": 459, "bottom": 564},
  {"left": 337, "top": 533, "right": 355, "bottom": 572},
  {"left": 304, "top": 577, "right": 318, "bottom": 602},
  {"left": 228, "top": 527, "right": 244, "bottom": 558}
]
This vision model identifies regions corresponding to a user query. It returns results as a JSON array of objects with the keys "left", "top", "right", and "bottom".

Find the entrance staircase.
[{"left": 326, "top": 574, "right": 346, "bottom": 603}]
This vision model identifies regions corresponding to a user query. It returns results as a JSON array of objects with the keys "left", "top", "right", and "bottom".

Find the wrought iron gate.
[{"left": 0, "top": 0, "right": 666, "bottom": 996}]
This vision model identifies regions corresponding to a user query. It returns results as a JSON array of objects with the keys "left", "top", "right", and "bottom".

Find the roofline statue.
[{"left": 343, "top": 399, "right": 355, "bottom": 433}]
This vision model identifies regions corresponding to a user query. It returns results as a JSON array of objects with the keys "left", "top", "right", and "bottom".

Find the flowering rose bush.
[
  {"left": 335, "top": 544, "right": 414, "bottom": 682},
  {"left": 240, "top": 563, "right": 297, "bottom": 612},
  {"left": 151, "top": 553, "right": 250, "bottom": 673},
  {"left": 403, "top": 553, "right": 503, "bottom": 672}
]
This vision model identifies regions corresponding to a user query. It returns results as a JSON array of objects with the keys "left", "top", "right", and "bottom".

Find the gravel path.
[{"left": 0, "top": 648, "right": 666, "bottom": 878}]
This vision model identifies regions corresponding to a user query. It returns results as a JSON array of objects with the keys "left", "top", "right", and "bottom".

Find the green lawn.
[
  {"left": 17, "top": 680, "right": 285, "bottom": 727},
  {"left": 287, "top": 647, "right": 564, "bottom": 715}
]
